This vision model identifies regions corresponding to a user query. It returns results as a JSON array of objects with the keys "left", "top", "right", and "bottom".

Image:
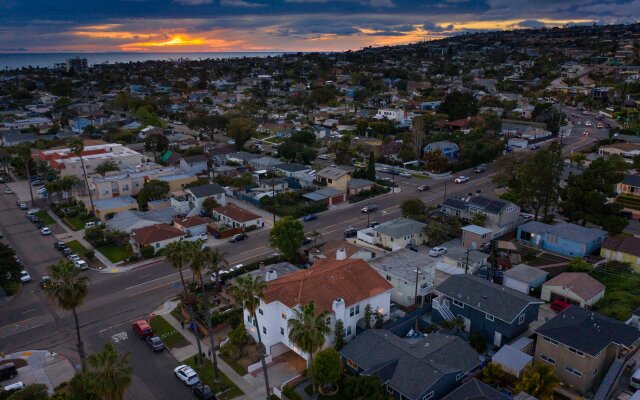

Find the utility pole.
[
  {"left": 271, "top": 167, "right": 276, "bottom": 225},
  {"left": 366, "top": 201, "right": 371, "bottom": 227},
  {"left": 414, "top": 266, "right": 421, "bottom": 307},
  {"left": 443, "top": 181, "right": 448, "bottom": 203},
  {"left": 464, "top": 248, "right": 471, "bottom": 274},
  {"left": 558, "top": 100, "right": 565, "bottom": 147}
]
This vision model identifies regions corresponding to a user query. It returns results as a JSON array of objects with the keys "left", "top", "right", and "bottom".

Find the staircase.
[
  {"left": 593, "top": 358, "right": 625, "bottom": 400},
  {"left": 432, "top": 296, "right": 455, "bottom": 321}
]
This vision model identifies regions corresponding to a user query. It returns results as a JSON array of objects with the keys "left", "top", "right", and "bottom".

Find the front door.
[
  {"left": 494, "top": 331, "right": 502, "bottom": 347},
  {"left": 462, "top": 317, "right": 471, "bottom": 333}
]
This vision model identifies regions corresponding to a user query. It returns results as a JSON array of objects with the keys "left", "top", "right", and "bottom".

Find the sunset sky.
[{"left": 0, "top": 0, "right": 637, "bottom": 53}]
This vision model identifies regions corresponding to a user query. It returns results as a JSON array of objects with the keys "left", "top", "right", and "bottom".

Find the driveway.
[
  {"left": 245, "top": 350, "right": 306, "bottom": 397},
  {"left": 0, "top": 350, "right": 75, "bottom": 394}
]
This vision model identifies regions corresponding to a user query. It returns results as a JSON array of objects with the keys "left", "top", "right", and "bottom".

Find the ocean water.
[{"left": 0, "top": 52, "right": 287, "bottom": 70}]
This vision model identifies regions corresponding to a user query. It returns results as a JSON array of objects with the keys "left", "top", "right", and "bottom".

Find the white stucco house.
[{"left": 171, "top": 183, "right": 226, "bottom": 217}]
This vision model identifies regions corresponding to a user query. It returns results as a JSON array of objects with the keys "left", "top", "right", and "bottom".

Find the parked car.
[
  {"left": 54, "top": 241, "right": 68, "bottom": 250},
  {"left": 210, "top": 270, "right": 229, "bottom": 282},
  {"left": 18, "top": 202, "right": 27, "bottom": 210},
  {"left": 1, "top": 381, "right": 24, "bottom": 393},
  {"left": 19, "top": 271, "right": 31, "bottom": 283},
  {"left": 40, "top": 276, "right": 52, "bottom": 290},
  {"left": 318, "top": 154, "right": 329, "bottom": 160},
  {"left": 40, "top": 227, "right": 52, "bottom": 235},
  {"left": 84, "top": 222, "right": 96, "bottom": 229},
  {"left": 62, "top": 248, "right": 73, "bottom": 256},
  {"left": 31, "top": 180, "right": 44, "bottom": 187},
  {"left": 550, "top": 299, "right": 571, "bottom": 313},
  {"left": 344, "top": 227, "right": 358, "bottom": 238},
  {"left": 0, "top": 363, "right": 17, "bottom": 381},
  {"left": 360, "top": 204, "right": 378, "bottom": 213},
  {"left": 196, "top": 232, "right": 208, "bottom": 241},
  {"left": 146, "top": 336, "right": 165, "bottom": 352},
  {"left": 192, "top": 383, "right": 215, "bottom": 399},
  {"left": 132, "top": 320, "right": 154, "bottom": 339},
  {"left": 302, "top": 237, "right": 312, "bottom": 245},
  {"left": 368, "top": 221, "right": 381, "bottom": 228},
  {"left": 417, "top": 184, "right": 430, "bottom": 191},
  {"left": 228, "top": 264, "right": 243, "bottom": 272},
  {"left": 67, "top": 254, "right": 81, "bottom": 262},
  {"left": 399, "top": 171, "right": 412, "bottom": 178},
  {"left": 454, "top": 176, "right": 469, "bottom": 184},
  {"left": 428, "top": 247, "right": 447, "bottom": 257},
  {"left": 229, "top": 233, "right": 248, "bottom": 243},
  {"left": 74, "top": 260, "right": 88, "bottom": 270},
  {"left": 35, "top": 221, "right": 45, "bottom": 229},
  {"left": 174, "top": 365, "right": 200, "bottom": 386},
  {"left": 303, "top": 214, "right": 318, "bottom": 222},
  {"left": 474, "top": 164, "right": 487, "bottom": 173}
]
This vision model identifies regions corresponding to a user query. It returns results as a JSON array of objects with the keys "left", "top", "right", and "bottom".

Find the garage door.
[{"left": 503, "top": 277, "right": 529, "bottom": 294}]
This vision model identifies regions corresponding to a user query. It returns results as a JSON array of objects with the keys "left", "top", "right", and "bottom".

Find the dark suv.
[
  {"left": 0, "top": 363, "right": 18, "bottom": 381},
  {"left": 192, "top": 383, "right": 216, "bottom": 399}
]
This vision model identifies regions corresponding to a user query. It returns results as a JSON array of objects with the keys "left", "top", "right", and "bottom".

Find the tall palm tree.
[
  {"left": 185, "top": 241, "right": 206, "bottom": 367},
  {"left": 165, "top": 241, "right": 190, "bottom": 296},
  {"left": 45, "top": 260, "right": 90, "bottom": 370},
  {"left": 308, "top": 230, "right": 323, "bottom": 247},
  {"left": 287, "top": 301, "right": 330, "bottom": 399},
  {"left": 68, "top": 138, "right": 95, "bottom": 215},
  {"left": 17, "top": 143, "right": 34, "bottom": 206},
  {"left": 86, "top": 342, "right": 133, "bottom": 400},
  {"left": 515, "top": 362, "right": 559, "bottom": 400},
  {"left": 203, "top": 247, "right": 229, "bottom": 382},
  {"left": 60, "top": 175, "right": 81, "bottom": 202},
  {"left": 229, "top": 275, "right": 270, "bottom": 399}
]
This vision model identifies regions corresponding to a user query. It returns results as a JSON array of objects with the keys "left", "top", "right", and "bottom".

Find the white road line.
[
  {"left": 0, "top": 324, "right": 43, "bottom": 340},
  {"left": 124, "top": 271, "right": 187, "bottom": 290},
  {"left": 21, "top": 308, "right": 37, "bottom": 314}
]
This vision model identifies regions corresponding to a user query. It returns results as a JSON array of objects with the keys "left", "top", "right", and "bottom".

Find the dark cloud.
[{"left": 517, "top": 19, "right": 545, "bottom": 28}]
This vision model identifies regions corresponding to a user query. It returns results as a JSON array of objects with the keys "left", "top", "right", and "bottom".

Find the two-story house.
[
  {"left": 424, "top": 141, "right": 459, "bottom": 161},
  {"left": 601, "top": 235, "right": 640, "bottom": 272},
  {"left": 242, "top": 258, "right": 392, "bottom": 362},
  {"left": 315, "top": 166, "right": 351, "bottom": 191},
  {"left": 432, "top": 275, "right": 543, "bottom": 347},
  {"left": 441, "top": 195, "right": 520, "bottom": 234},
  {"left": 178, "top": 154, "right": 209, "bottom": 175},
  {"left": 534, "top": 306, "right": 640, "bottom": 395},
  {"left": 517, "top": 221, "right": 607, "bottom": 257},
  {"left": 340, "top": 329, "right": 480, "bottom": 400},
  {"left": 170, "top": 183, "right": 226, "bottom": 217}
]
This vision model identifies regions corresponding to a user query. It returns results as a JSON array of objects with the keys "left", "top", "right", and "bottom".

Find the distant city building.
[{"left": 66, "top": 57, "right": 88, "bottom": 73}]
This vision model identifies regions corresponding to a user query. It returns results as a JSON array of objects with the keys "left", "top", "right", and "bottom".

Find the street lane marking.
[
  {"left": 21, "top": 308, "right": 37, "bottom": 314},
  {"left": 111, "top": 332, "right": 129, "bottom": 343},
  {"left": 0, "top": 324, "right": 43, "bottom": 340}
]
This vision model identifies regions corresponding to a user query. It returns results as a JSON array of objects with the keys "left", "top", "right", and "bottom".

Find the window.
[
  {"left": 423, "top": 392, "right": 435, "bottom": 400},
  {"left": 386, "top": 275, "right": 392, "bottom": 281},
  {"left": 346, "top": 326, "right": 352, "bottom": 336},
  {"left": 518, "top": 314, "right": 525, "bottom": 324},
  {"left": 400, "top": 395, "right": 408, "bottom": 400},
  {"left": 456, "top": 373, "right": 464, "bottom": 381},
  {"left": 262, "top": 326, "right": 267, "bottom": 335},
  {"left": 247, "top": 315, "right": 251, "bottom": 323},
  {"left": 452, "top": 299, "right": 464, "bottom": 308},
  {"left": 543, "top": 336, "right": 559, "bottom": 346},
  {"left": 546, "top": 234, "right": 558, "bottom": 244},
  {"left": 386, "top": 384, "right": 393, "bottom": 394},
  {"left": 593, "top": 368, "right": 598, "bottom": 377},
  {"left": 486, "top": 314, "right": 494, "bottom": 321},
  {"left": 258, "top": 308, "right": 263, "bottom": 315},
  {"left": 541, "top": 355, "right": 556, "bottom": 365},
  {"left": 355, "top": 305, "right": 360, "bottom": 315},
  {"left": 565, "top": 366, "right": 582, "bottom": 377},
  {"left": 280, "top": 327, "right": 284, "bottom": 335},
  {"left": 325, "top": 316, "right": 331, "bottom": 326},
  {"left": 347, "top": 359, "right": 358, "bottom": 369},
  {"left": 568, "top": 347, "right": 585, "bottom": 357},
  {"left": 349, "top": 307, "right": 355, "bottom": 317}
]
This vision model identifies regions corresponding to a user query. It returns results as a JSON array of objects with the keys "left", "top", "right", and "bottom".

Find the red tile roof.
[
  {"left": 213, "top": 204, "right": 261, "bottom": 223},
  {"left": 131, "top": 224, "right": 185, "bottom": 246},
  {"left": 174, "top": 216, "right": 210, "bottom": 228},
  {"left": 262, "top": 259, "right": 393, "bottom": 313}
]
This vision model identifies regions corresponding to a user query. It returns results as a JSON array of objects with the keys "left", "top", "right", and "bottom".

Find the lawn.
[
  {"left": 98, "top": 244, "right": 134, "bottom": 263},
  {"left": 64, "top": 216, "right": 88, "bottom": 231},
  {"left": 592, "top": 266, "right": 640, "bottom": 321},
  {"left": 66, "top": 240, "right": 88, "bottom": 255},
  {"left": 182, "top": 357, "right": 244, "bottom": 400},
  {"left": 35, "top": 210, "right": 55, "bottom": 225},
  {"left": 219, "top": 353, "right": 247, "bottom": 376},
  {"left": 149, "top": 315, "right": 190, "bottom": 349}
]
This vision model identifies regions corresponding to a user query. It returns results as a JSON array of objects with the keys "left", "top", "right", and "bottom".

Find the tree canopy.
[
  {"left": 228, "top": 117, "right": 256, "bottom": 150},
  {"left": 270, "top": 216, "right": 304, "bottom": 262},
  {"left": 137, "top": 179, "right": 170, "bottom": 209}
]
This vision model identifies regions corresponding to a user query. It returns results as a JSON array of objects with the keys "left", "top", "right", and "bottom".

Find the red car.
[
  {"left": 550, "top": 300, "right": 571, "bottom": 313},
  {"left": 133, "top": 320, "right": 154, "bottom": 339}
]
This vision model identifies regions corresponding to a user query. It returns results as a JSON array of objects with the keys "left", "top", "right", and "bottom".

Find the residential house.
[
  {"left": 130, "top": 223, "right": 186, "bottom": 255},
  {"left": 307, "top": 240, "right": 377, "bottom": 264},
  {"left": 601, "top": 236, "right": 640, "bottom": 272},
  {"left": 275, "top": 163, "right": 312, "bottom": 178},
  {"left": 170, "top": 183, "right": 226, "bottom": 217},
  {"left": 375, "top": 108, "right": 406, "bottom": 122},
  {"left": 242, "top": 258, "right": 392, "bottom": 360},
  {"left": 442, "top": 250, "right": 488, "bottom": 275},
  {"left": 599, "top": 142, "right": 640, "bottom": 159},
  {"left": 517, "top": 222, "right": 607, "bottom": 257},
  {"left": 249, "top": 156, "right": 284, "bottom": 171},
  {"left": 540, "top": 272, "right": 605, "bottom": 308},
  {"left": 442, "top": 195, "right": 520, "bottom": 234},
  {"left": 341, "top": 329, "right": 480, "bottom": 400},
  {"left": 491, "top": 345, "right": 533, "bottom": 379},
  {"left": 534, "top": 306, "right": 640, "bottom": 395},
  {"left": 618, "top": 174, "right": 640, "bottom": 197},
  {"left": 302, "top": 188, "right": 347, "bottom": 206},
  {"left": 315, "top": 166, "right": 351, "bottom": 191},
  {"left": 347, "top": 178, "right": 375, "bottom": 196},
  {"left": 503, "top": 264, "right": 548, "bottom": 295},
  {"left": 179, "top": 154, "right": 209, "bottom": 175},
  {"left": 93, "top": 196, "right": 139, "bottom": 221},
  {"left": 211, "top": 203, "right": 263, "bottom": 229},
  {"left": 105, "top": 208, "right": 175, "bottom": 233},
  {"left": 432, "top": 275, "right": 543, "bottom": 347},
  {"left": 173, "top": 216, "right": 211, "bottom": 236},
  {"left": 367, "top": 248, "right": 435, "bottom": 307},
  {"left": 442, "top": 379, "right": 511, "bottom": 400},
  {"left": 371, "top": 217, "right": 427, "bottom": 250},
  {"left": 424, "top": 141, "right": 459, "bottom": 161},
  {"left": 461, "top": 225, "right": 492, "bottom": 249}
]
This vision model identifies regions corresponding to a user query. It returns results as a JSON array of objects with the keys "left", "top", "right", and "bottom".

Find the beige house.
[
  {"left": 93, "top": 196, "right": 139, "bottom": 221},
  {"left": 534, "top": 307, "right": 640, "bottom": 395},
  {"left": 373, "top": 218, "right": 426, "bottom": 250},
  {"left": 541, "top": 272, "right": 605, "bottom": 308},
  {"left": 461, "top": 225, "right": 492, "bottom": 249},
  {"left": 315, "top": 166, "right": 351, "bottom": 191},
  {"left": 130, "top": 223, "right": 186, "bottom": 255}
]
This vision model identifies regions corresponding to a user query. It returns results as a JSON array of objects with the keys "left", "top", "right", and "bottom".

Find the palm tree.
[
  {"left": 203, "top": 248, "right": 229, "bottom": 381},
  {"left": 60, "top": 175, "right": 81, "bottom": 202},
  {"left": 86, "top": 342, "right": 133, "bottom": 400},
  {"left": 229, "top": 275, "right": 270, "bottom": 399},
  {"left": 185, "top": 241, "right": 206, "bottom": 367},
  {"left": 44, "top": 260, "right": 90, "bottom": 370},
  {"left": 165, "top": 241, "right": 190, "bottom": 296},
  {"left": 17, "top": 143, "right": 34, "bottom": 205},
  {"left": 287, "top": 301, "right": 331, "bottom": 399},
  {"left": 95, "top": 160, "right": 120, "bottom": 176},
  {"left": 68, "top": 138, "right": 95, "bottom": 215},
  {"left": 308, "top": 230, "right": 323, "bottom": 247},
  {"left": 515, "top": 362, "right": 559, "bottom": 400}
]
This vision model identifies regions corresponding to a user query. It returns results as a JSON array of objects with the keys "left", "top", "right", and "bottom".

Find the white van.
[
  {"left": 630, "top": 368, "right": 640, "bottom": 390},
  {"left": 84, "top": 222, "right": 96, "bottom": 229}
]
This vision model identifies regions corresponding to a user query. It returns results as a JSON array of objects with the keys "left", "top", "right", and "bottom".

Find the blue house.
[
  {"left": 432, "top": 275, "right": 542, "bottom": 348},
  {"left": 340, "top": 329, "right": 480, "bottom": 400},
  {"left": 423, "top": 141, "right": 459, "bottom": 161},
  {"left": 69, "top": 117, "right": 92, "bottom": 134},
  {"left": 517, "top": 221, "right": 607, "bottom": 257}
]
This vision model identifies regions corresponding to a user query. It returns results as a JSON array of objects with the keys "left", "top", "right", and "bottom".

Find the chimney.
[
  {"left": 265, "top": 269, "right": 278, "bottom": 282},
  {"left": 336, "top": 248, "right": 347, "bottom": 261},
  {"left": 259, "top": 262, "right": 265, "bottom": 271},
  {"left": 332, "top": 298, "right": 345, "bottom": 316}
]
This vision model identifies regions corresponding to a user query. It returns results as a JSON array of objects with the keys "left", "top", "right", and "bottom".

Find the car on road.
[
  {"left": 1, "top": 381, "right": 24, "bottom": 393},
  {"left": 146, "top": 336, "right": 165, "bottom": 352},
  {"left": 40, "top": 276, "right": 52, "bottom": 290},
  {"left": 428, "top": 247, "right": 447, "bottom": 257},
  {"left": 596, "top": 123, "right": 603, "bottom": 129},
  {"left": 174, "top": 365, "right": 200, "bottom": 386},
  {"left": 303, "top": 214, "right": 317, "bottom": 222},
  {"left": 35, "top": 221, "right": 45, "bottom": 229},
  {"left": 529, "top": 144, "right": 540, "bottom": 150},
  {"left": 368, "top": 221, "right": 381, "bottom": 228},
  {"left": 399, "top": 171, "right": 412, "bottom": 178},
  {"left": 360, "top": 204, "right": 378, "bottom": 213},
  {"left": 133, "top": 320, "right": 154, "bottom": 339},
  {"left": 454, "top": 176, "right": 469, "bottom": 184},
  {"left": 54, "top": 241, "right": 68, "bottom": 251},
  {"left": 210, "top": 270, "right": 229, "bottom": 281},
  {"left": 417, "top": 184, "right": 430, "bottom": 191},
  {"left": 318, "top": 154, "right": 329, "bottom": 160},
  {"left": 584, "top": 121, "right": 593, "bottom": 127},
  {"left": 192, "top": 383, "right": 215, "bottom": 399},
  {"left": 228, "top": 264, "right": 243, "bottom": 272},
  {"left": 4, "top": 188, "right": 12, "bottom": 194},
  {"left": 40, "top": 227, "right": 52, "bottom": 235},
  {"left": 302, "top": 237, "right": 312, "bottom": 245},
  {"left": 474, "top": 164, "right": 487, "bottom": 173},
  {"left": 18, "top": 202, "right": 27, "bottom": 210},
  {"left": 344, "top": 227, "right": 358, "bottom": 238},
  {"left": 229, "top": 233, "right": 248, "bottom": 243},
  {"left": 19, "top": 271, "right": 31, "bottom": 283},
  {"left": 31, "top": 180, "right": 44, "bottom": 187}
]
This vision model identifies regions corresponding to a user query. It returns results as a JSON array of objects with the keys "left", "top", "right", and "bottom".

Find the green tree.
[
  {"left": 517, "top": 142, "right": 564, "bottom": 221},
  {"left": 270, "top": 216, "right": 304, "bottom": 262},
  {"left": 333, "top": 319, "right": 346, "bottom": 350},
  {"left": 471, "top": 213, "right": 487, "bottom": 227},
  {"left": 288, "top": 301, "right": 331, "bottom": 398},
  {"left": 515, "top": 363, "right": 559, "bottom": 400},
  {"left": 314, "top": 348, "right": 343, "bottom": 394},
  {"left": 570, "top": 152, "right": 586, "bottom": 168},
  {"left": 86, "top": 342, "right": 133, "bottom": 400},
  {"left": 228, "top": 117, "right": 256, "bottom": 150},
  {"left": 201, "top": 197, "right": 221, "bottom": 217},
  {"left": 6, "top": 384, "right": 49, "bottom": 400},
  {"left": 567, "top": 258, "right": 593, "bottom": 272},
  {"left": 440, "top": 91, "right": 478, "bottom": 120},
  {"left": 95, "top": 160, "right": 120, "bottom": 176},
  {"left": 0, "top": 243, "right": 21, "bottom": 292},
  {"left": 363, "top": 304, "right": 373, "bottom": 329},
  {"left": 229, "top": 275, "right": 270, "bottom": 399},
  {"left": 633, "top": 154, "right": 640, "bottom": 171},
  {"left": 366, "top": 151, "right": 376, "bottom": 181},
  {"left": 68, "top": 138, "right": 95, "bottom": 215},
  {"left": 144, "top": 134, "right": 169, "bottom": 163},
  {"left": 308, "top": 230, "right": 323, "bottom": 247},
  {"left": 344, "top": 375, "right": 385, "bottom": 400},
  {"left": 400, "top": 198, "right": 425, "bottom": 219},
  {"left": 44, "top": 260, "right": 90, "bottom": 370},
  {"left": 16, "top": 143, "right": 35, "bottom": 205},
  {"left": 469, "top": 332, "right": 487, "bottom": 353},
  {"left": 424, "top": 149, "right": 450, "bottom": 173},
  {"left": 481, "top": 362, "right": 506, "bottom": 386},
  {"left": 137, "top": 179, "right": 170, "bottom": 209},
  {"left": 424, "top": 220, "right": 450, "bottom": 246}
]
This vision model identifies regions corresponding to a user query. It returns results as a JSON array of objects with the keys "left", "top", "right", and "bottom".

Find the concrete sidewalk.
[
  {"left": 156, "top": 301, "right": 264, "bottom": 400},
  {"left": 1, "top": 350, "right": 76, "bottom": 395}
]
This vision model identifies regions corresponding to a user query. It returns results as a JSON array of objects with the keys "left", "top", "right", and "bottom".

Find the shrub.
[
  {"left": 229, "top": 324, "right": 249, "bottom": 347},
  {"left": 470, "top": 332, "right": 487, "bottom": 353},
  {"left": 84, "top": 249, "right": 95, "bottom": 260},
  {"left": 282, "top": 386, "right": 303, "bottom": 400},
  {"left": 220, "top": 343, "right": 243, "bottom": 360},
  {"left": 140, "top": 246, "right": 155, "bottom": 258}
]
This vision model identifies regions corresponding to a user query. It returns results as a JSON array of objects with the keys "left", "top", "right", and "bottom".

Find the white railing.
[{"left": 432, "top": 295, "right": 455, "bottom": 321}]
